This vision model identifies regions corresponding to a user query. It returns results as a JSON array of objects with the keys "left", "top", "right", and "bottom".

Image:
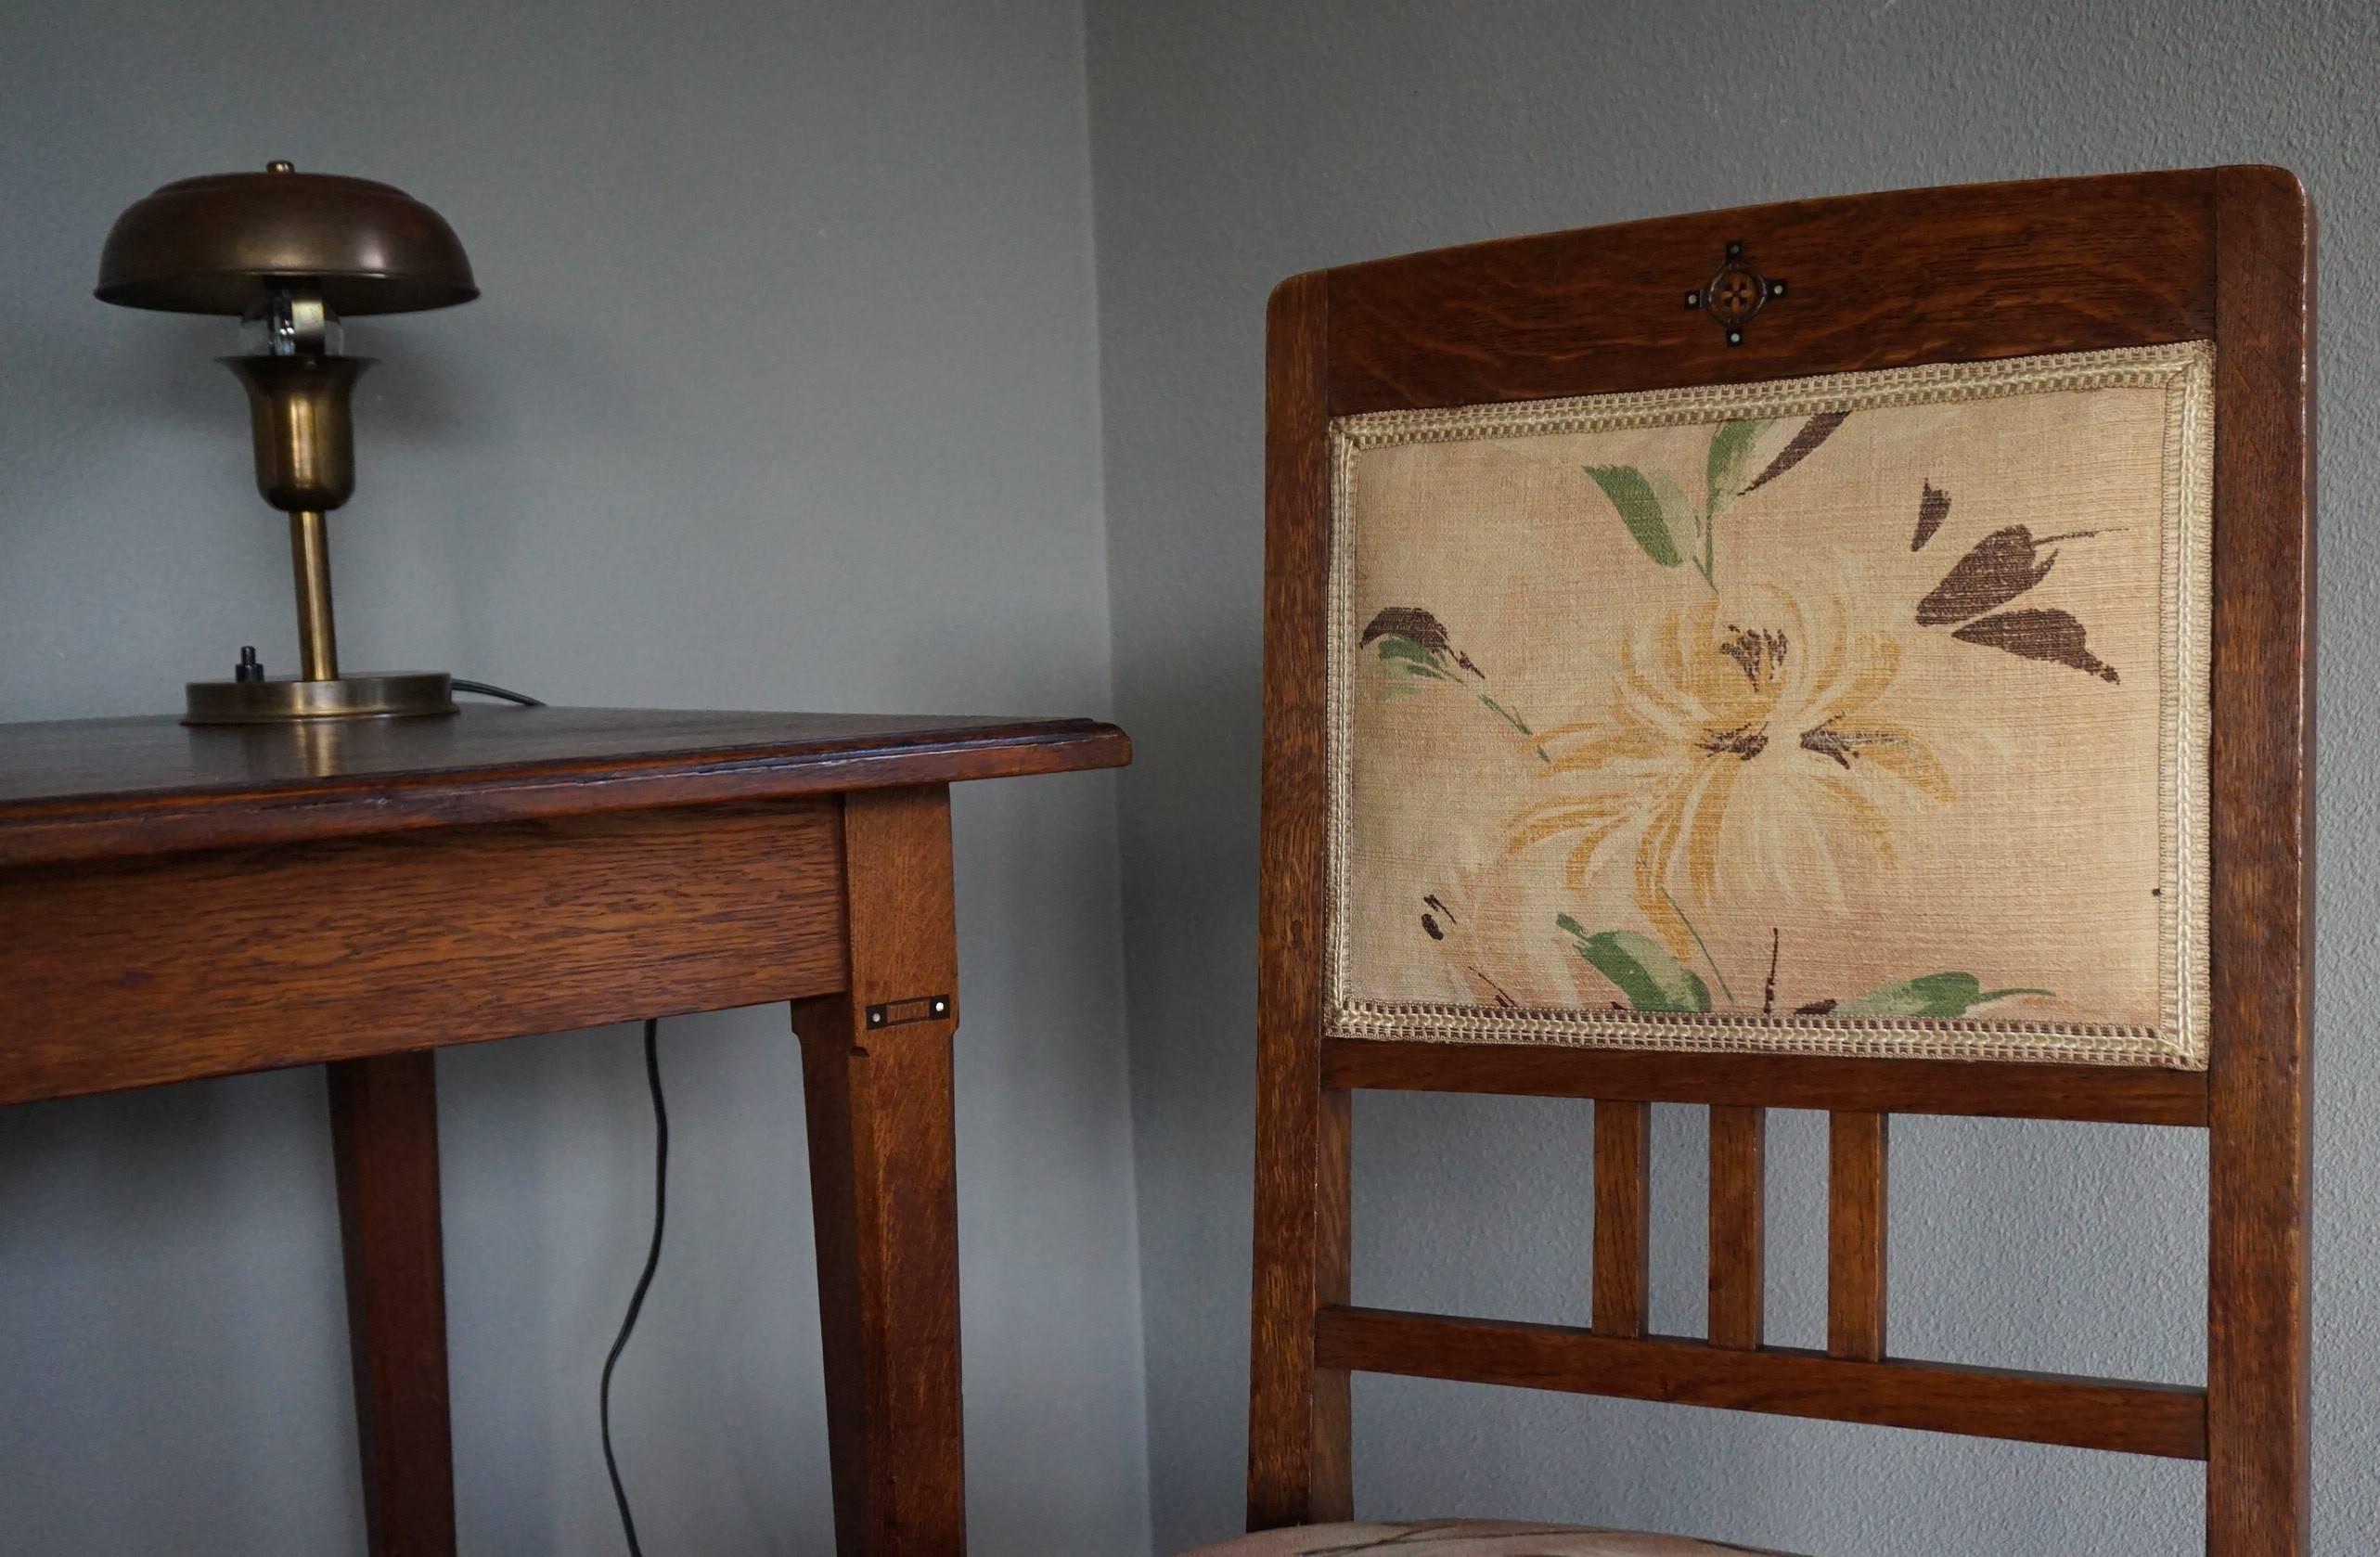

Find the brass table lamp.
[{"left": 97, "top": 161, "right": 478, "bottom": 723}]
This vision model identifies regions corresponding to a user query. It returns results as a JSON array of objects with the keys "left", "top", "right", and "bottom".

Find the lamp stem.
[{"left": 289, "top": 509, "right": 339, "bottom": 681}]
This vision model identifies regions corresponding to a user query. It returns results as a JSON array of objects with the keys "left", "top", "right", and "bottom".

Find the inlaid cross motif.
[{"left": 1683, "top": 238, "right": 1789, "bottom": 346}]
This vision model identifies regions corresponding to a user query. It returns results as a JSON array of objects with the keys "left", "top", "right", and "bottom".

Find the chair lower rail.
[
  {"left": 1319, "top": 1037, "right": 2210, "bottom": 1126},
  {"left": 1315, "top": 1306, "right": 2207, "bottom": 1460}
]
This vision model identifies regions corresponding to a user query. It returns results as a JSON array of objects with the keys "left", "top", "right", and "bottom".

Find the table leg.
[
  {"left": 328, "top": 1052, "right": 457, "bottom": 1557},
  {"left": 792, "top": 785, "right": 966, "bottom": 1557}
]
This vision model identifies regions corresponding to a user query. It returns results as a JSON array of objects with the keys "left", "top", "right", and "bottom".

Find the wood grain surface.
[
  {"left": 328, "top": 1054, "right": 456, "bottom": 1557},
  {"left": 1321, "top": 1037, "right": 2208, "bottom": 1125},
  {"left": 1327, "top": 170, "right": 2218, "bottom": 414},
  {"left": 2203, "top": 164, "right": 2315, "bottom": 1557},
  {"left": 0, "top": 799, "right": 847, "bottom": 1105},
  {"left": 1246, "top": 268, "right": 1356, "bottom": 1530},
  {"left": 1827, "top": 1113, "right": 1890, "bottom": 1363},
  {"left": 1707, "top": 1106, "right": 1767, "bottom": 1351},
  {"left": 793, "top": 786, "right": 968, "bottom": 1557},
  {"left": 1592, "top": 1100, "right": 1651, "bottom": 1338},
  {"left": 0, "top": 707, "right": 1129, "bottom": 867},
  {"left": 1316, "top": 1306, "right": 2208, "bottom": 1460}
]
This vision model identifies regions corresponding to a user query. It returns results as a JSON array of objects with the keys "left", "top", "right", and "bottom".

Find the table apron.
[{"left": 0, "top": 797, "right": 850, "bottom": 1105}]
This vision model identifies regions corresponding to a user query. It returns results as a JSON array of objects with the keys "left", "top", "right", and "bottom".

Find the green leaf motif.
[
  {"left": 1479, "top": 694, "right": 1533, "bottom": 736},
  {"left": 1584, "top": 464, "right": 1691, "bottom": 568},
  {"left": 1559, "top": 917, "right": 1712, "bottom": 1013},
  {"left": 1705, "top": 418, "right": 1774, "bottom": 514},
  {"left": 1373, "top": 635, "right": 1454, "bottom": 681},
  {"left": 1834, "top": 972, "right": 2052, "bottom": 1019}
]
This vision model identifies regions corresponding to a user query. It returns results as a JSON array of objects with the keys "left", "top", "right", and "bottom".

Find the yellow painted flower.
[{"left": 1509, "top": 577, "right": 1950, "bottom": 963}]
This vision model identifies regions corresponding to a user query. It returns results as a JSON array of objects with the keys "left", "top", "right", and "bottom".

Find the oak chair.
[{"left": 1185, "top": 169, "right": 2312, "bottom": 1556}]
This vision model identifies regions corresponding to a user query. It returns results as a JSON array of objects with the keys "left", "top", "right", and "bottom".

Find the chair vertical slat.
[
  {"left": 1593, "top": 1100, "right": 1652, "bottom": 1338},
  {"left": 1707, "top": 1105, "right": 1767, "bottom": 1350},
  {"left": 1827, "top": 1112, "right": 1889, "bottom": 1362}
]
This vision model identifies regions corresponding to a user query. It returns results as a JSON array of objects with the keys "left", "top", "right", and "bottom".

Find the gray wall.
[
  {"left": 1086, "top": 3, "right": 2374, "bottom": 1554},
  {"left": 0, "top": 3, "right": 1148, "bottom": 1554}
]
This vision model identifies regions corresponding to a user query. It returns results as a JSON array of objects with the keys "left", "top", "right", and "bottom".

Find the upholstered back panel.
[{"left": 1327, "top": 343, "right": 2212, "bottom": 1067}]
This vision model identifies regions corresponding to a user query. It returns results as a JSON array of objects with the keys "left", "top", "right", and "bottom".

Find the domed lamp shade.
[{"left": 97, "top": 161, "right": 479, "bottom": 722}]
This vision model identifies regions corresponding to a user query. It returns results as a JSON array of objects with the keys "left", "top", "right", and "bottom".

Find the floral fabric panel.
[{"left": 1329, "top": 343, "right": 2212, "bottom": 1067}]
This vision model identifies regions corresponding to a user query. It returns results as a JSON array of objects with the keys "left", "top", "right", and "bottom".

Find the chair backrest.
[{"left": 1249, "top": 169, "right": 2311, "bottom": 1555}]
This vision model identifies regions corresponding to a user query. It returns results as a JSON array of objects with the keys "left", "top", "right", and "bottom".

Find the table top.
[{"left": 0, "top": 707, "right": 1130, "bottom": 867}]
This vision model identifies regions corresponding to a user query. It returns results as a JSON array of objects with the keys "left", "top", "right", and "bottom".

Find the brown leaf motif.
[
  {"left": 1362, "top": 604, "right": 1546, "bottom": 755},
  {"left": 1360, "top": 605, "right": 1480, "bottom": 676},
  {"left": 1951, "top": 609, "right": 2120, "bottom": 683},
  {"left": 1420, "top": 892, "right": 1452, "bottom": 941},
  {"left": 1912, "top": 480, "right": 1950, "bottom": 550},
  {"left": 1915, "top": 525, "right": 2057, "bottom": 624},
  {"left": 1797, "top": 721, "right": 1915, "bottom": 768},
  {"left": 1739, "top": 409, "right": 1847, "bottom": 495},
  {"left": 1914, "top": 521, "right": 2121, "bottom": 681}
]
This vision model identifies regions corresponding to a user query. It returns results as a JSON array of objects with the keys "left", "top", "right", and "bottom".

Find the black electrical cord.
[
  {"left": 450, "top": 678, "right": 547, "bottom": 707},
  {"left": 599, "top": 1019, "right": 668, "bottom": 1557},
  {"left": 452, "top": 673, "right": 654, "bottom": 1553}
]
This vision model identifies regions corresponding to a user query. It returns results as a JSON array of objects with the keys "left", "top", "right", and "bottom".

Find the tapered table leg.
[
  {"left": 328, "top": 1052, "right": 457, "bottom": 1557},
  {"left": 793, "top": 785, "right": 966, "bottom": 1557}
]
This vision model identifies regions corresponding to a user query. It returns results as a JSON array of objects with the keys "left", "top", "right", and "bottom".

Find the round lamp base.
[{"left": 184, "top": 671, "right": 457, "bottom": 725}]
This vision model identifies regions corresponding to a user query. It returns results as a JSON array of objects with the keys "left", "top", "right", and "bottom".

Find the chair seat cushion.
[{"left": 1177, "top": 1518, "right": 1803, "bottom": 1555}]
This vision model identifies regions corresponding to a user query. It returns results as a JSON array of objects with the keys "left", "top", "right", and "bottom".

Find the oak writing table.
[{"left": 0, "top": 706, "right": 1132, "bottom": 1557}]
